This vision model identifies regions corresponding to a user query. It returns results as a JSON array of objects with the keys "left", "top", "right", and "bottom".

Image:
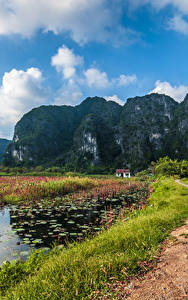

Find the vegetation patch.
[
  {"left": 1, "top": 178, "right": 188, "bottom": 299},
  {"left": 0, "top": 176, "right": 100, "bottom": 204},
  {"left": 5, "top": 182, "right": 149, "bottom": 252}
]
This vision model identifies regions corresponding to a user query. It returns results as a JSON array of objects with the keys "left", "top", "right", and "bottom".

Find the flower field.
[
  {"left": 0, "top": 176, "right": 150, "bottom": 206},
  {"left": 0, "top": 176, "right": 100, "bottom": 204}
]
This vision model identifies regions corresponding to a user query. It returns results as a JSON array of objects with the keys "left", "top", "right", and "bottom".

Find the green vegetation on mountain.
[
  {"left": 0, "top": 139, "right": 11, "bottom": 162},
  {"left": 3, "top": 93, "right": 188, "bottom": 172}
]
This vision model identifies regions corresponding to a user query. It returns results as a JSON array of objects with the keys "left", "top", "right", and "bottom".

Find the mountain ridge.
[{"left": 3, "top": 93, "right": 188, "bottom": 171}]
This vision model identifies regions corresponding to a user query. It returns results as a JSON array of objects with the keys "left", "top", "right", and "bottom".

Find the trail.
[
  {"left": 175, "top": 179, "right": 188, "bottom": 188},
  {"left": 106, "top": 220, "right": 188, "bottom": 300}
]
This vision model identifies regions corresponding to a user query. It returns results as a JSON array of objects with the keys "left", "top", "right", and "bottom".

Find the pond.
[
  {"left": 0, "top": 183, "right": 149, "bottom": 265},
  {"left": 0, "top": 206, "right": 32, "bottom": 265},
  {"left": 0, "top": 197, "right": 126, "bottom": 264}
]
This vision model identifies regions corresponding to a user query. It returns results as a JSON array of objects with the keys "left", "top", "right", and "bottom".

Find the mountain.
[
  {"left": 3, "top": 94, "right": 188, "bottom": 171},
  {"left": 166, "top": 94, "right": 188, "bottom": 160},
  {"left": 0, "top": 139, "right": 11, "bottom": 162},
  {"left": 119, "top": 94, "right": 178, "bottom": 170}
]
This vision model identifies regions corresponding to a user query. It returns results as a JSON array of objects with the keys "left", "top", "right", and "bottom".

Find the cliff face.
[
  {"left": 119, "top": 94, "right": 178, "bottom": 170},
  {"left": 167, "top": 94, "right": 188, "bottom": 160},
  {"left": 3, "top": 94, "right": 188, "bottom": 171}
]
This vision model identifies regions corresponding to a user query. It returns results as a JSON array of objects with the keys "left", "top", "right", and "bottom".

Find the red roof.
[{"left": 116, "top": 169, "right": 130, "bottom": 173}]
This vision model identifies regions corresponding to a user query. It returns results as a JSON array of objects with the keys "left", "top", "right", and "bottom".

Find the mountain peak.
[{"left": 2, "top": 93, "right": 188, "bottom": 171}]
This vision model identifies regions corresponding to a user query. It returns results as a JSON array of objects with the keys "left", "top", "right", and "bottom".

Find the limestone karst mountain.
[{"left": 3, "top": 93, "right": 188, "bottom": 171}]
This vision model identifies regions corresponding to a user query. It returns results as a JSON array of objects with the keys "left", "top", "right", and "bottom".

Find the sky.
[{"left": 0, "top": 0, "right": 188, "bottom": 139}]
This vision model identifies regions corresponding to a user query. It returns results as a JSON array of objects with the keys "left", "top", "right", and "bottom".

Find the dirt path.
[{"left": 108, "top": 220, "right": 188, "bottom": 300}]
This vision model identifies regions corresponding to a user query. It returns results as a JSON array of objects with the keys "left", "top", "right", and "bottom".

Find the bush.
[
  {"left": 154, "top": 157, "right": 188, "bottom": 177},
  {"left": 34, "top": 166, "right": 45, "bottom": 172}
]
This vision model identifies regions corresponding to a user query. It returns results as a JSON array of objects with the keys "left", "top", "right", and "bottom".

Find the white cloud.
[
  {"left": 0, "top": 68, "right": 47, "bottom": 138},
  {"left": 84, "top": 67, "right": 137, "bottom": 90},
  {"left": 168, "top": 14, "right": 188, "bottom": 35},
  {"left": 150, "top": 80, "right": 188, "bottom": 102},
  {"left": 160, "top": 0, "right": 188, "bottom": 13},
  {"left": 104, "top": 95, "right": 124, "bottom": 106},
  {"left": 51, "top": 46, "right": 138, "bottom": 106},
  {"left": 54, "top": 79, "right": 83, "bottom": 106},
  {"left": 0, "top": 0, "right": 129, "bottom": 44},
  {"left": 84, "top": 68, "right": 110, "bottom": 89},
  {"left": 129, "top": 0, "right": 188, "bottom": 34},
  {"left": 117, "top": 74, "right": 137, "bottom": 86},
  {"left": 51, "top": 45, "right": 83, "bottom": 79},
  {"left": 129, "top": 0, "right": 188, "bottom": 12}
]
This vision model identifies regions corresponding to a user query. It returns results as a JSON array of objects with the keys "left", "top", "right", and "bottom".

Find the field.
[
  {"left": 0, "top": 176, "right": 99, "bottom": 204},
  {"left": 0, "top": 175, "right": 146, "bottom": 205},
  {"left": 0, "top": 176, "right": 187, "bottom": 299}
]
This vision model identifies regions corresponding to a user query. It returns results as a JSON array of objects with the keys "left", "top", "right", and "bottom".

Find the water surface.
[{"left": 0, "top": 197, "right": 124, "bottom": 264}]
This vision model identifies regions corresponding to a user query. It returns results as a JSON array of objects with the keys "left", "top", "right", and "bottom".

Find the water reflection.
[{"left": 0, "top": 207, "right": 32, "bottom": 265}]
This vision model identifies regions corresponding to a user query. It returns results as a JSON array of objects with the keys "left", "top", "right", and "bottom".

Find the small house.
[{"left": 116, "top": 169, "right": 131, "bottom": 178}]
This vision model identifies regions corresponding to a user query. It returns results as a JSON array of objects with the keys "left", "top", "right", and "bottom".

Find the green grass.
[
  {"left": 0, "top": 172, "right": 15, "bottom": 176},
  {"left": 1, "top": 178, "right": 188, "bottom": 299}
]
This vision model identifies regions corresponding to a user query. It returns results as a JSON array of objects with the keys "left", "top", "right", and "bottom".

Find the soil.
[{"left": 109, "top": 220, "right": 188, "bottom": 300}]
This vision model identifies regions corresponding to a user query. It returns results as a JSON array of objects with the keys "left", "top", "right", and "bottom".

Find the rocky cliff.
[{"left": 3, "top": 94, "right": 188, "bottom": 171}]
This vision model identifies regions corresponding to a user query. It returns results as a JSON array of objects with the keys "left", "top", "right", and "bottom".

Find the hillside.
[
  {"left": 3, "top": 93, "right": 188, "bottom": 171},
  {"left": 0, "top": 139, "right": 11, "bottom": 162}
]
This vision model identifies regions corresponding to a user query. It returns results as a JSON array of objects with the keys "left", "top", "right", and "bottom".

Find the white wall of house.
[
  {"left": 116, "top": 172, "right": 130, "bottom": 178},
  {"left": 123, "top": 172, "right": 130, "bottom": 178},
  {"left": 116, "top": 173, "right": 121, "bottom": 177}
]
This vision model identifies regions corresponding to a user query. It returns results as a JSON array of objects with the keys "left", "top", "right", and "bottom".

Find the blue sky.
[{"left": 0, "top": 0, "right": 188, "bottom": 138}]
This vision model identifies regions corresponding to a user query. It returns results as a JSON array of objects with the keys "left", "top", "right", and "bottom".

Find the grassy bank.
[{"left": 1, "top": 178, "right": 188, "bottom": 299}]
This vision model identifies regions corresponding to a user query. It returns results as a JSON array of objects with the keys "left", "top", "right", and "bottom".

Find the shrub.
[{"left": 154, "top": 157, "right": 188, "bottom": 177}]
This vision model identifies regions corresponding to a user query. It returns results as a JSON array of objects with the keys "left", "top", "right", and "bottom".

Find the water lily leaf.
[{"left": 67, "top": 220, "right": 75, "bottom": 224}]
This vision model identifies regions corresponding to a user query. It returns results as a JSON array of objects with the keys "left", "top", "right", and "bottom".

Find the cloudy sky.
[{"left": 0, "top": 0, "right": 188, "bottom": 138}]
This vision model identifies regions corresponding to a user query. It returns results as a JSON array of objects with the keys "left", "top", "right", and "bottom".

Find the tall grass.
[
  {"left": 0, "top": 176, "right": 138, "bottom": 204},
  {"left": 2, "top": 178, "right": 188, "bottom": 299},
  {"left": 0, "top": 177, "right": 100, "bottom": 204}
]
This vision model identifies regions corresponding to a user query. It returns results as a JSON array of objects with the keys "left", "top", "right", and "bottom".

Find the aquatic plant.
[{"left": 0, "top": 176, "right": 100, "bottom": 204}]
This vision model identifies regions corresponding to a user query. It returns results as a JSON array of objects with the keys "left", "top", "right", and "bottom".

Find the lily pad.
[{"left": 67, "top": 220, "right": 75, "bottom": 224}]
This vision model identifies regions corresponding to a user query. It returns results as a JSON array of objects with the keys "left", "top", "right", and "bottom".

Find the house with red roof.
[{"left": 116, "top": 169, "right": 130, "bottom": 178}]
